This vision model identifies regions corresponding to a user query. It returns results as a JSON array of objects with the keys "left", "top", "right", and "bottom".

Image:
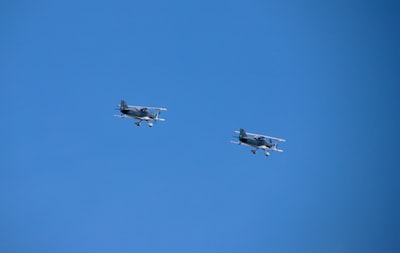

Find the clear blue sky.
[{"left": 1, "top": 0, "right": 399, "bottom": 252}]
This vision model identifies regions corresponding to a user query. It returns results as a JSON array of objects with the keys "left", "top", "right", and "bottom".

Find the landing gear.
[
  {"left": 148, "top": 122, "right": 154, "bottom": 127},
  {"left": 135, "top": 121, "right": 141, "bottom": 126},
  {"left": 251, "top": 149, "right": 270, "bottom": 156}
]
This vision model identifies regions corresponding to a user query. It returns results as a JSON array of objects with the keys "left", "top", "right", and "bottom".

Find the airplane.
[
  {"left": 231, "top": 128, "right": 286, "bottom": 156},
  {"left": 114, "top": 100, "right": 167, "bottom": 127}
]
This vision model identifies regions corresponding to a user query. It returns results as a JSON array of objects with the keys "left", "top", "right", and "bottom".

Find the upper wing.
[
  {"left": 234, "top": 130, "right": 286, "bottom": 142},
  {"left": 138, "top": 106, "right": 167, "bottom": 111},
  {"left": 122, "top": 105, "right": 167, "bottom": 111},
  {"left": 256, "top": 134, "right": 286, "bottom": 142}
]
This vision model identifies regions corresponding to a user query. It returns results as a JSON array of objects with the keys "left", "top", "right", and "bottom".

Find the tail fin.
[
  {"left": 239, "top": 128, "right": 247, "bottom": 138},
  {"left": 120, "top": 100, "right": 128, "bottom": 110}
]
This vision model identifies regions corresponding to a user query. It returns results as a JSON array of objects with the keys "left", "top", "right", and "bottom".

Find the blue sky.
[{"left": 1, "top": 0, "right": 400, "bottom": 252}]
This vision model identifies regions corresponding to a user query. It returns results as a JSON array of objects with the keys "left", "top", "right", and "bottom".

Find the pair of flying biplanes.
[{"left": 115, "top": 100, "right": 286, "bottom": 157}]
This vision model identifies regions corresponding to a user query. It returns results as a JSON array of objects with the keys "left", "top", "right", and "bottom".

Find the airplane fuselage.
[
  {"left": 121, "top": 108, "right": 155, "bottom": 120},
  {"left": 239, "top": 137, "right": 273, "bottom": 149}
]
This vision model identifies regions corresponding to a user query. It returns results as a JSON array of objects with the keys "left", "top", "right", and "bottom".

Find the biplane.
[{"left": 231, "top": 129, "right": 286, "bottom": 156}]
